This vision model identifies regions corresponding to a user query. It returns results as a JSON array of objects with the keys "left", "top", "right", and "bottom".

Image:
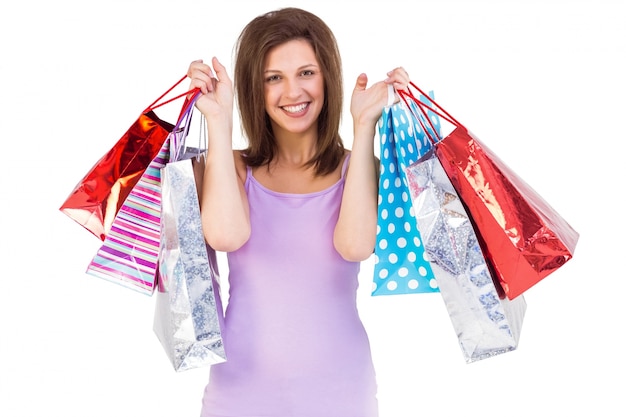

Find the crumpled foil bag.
[
  {"left": 60, "top": 111, "right": 174, "bottom": 240},
  {"left": 398, "top": 82, "right": 579, "bottom": 300},
  {"left": 406, "top": 150, "right": 526, "bottom": 363},
  {"left": 434, "top": 126, "right": 579, "bottom": 300},
  {"left": 153, "top": 157, "right": 227, "bottom": 372}
]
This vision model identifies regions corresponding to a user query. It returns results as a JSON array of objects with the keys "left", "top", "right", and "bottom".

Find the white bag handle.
[{"left": 387, "top": 83, "right": 396, "bottom": 107}]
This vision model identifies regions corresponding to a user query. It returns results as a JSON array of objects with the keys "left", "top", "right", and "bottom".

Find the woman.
[{"left": 188, "top": 7, "right": 410, "bottom": 417}]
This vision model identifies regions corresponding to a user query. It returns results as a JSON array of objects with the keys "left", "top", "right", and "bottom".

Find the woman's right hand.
[{"left": 187, "top": 57, "right": 234, "bottom": 120}]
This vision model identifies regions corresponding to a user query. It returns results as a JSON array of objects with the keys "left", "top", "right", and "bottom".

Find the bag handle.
[
  {"left": 169, "top": 91, "right": 202, "bottom": 162},
  {"left": 143, "top": 74, "right": 200, "bottom": 116},
  {"left": 140, "top": 74, "right": 203, "bottom": 161},
  {"left": 173, "top": 102, "right": 208, "bottom": 162},
  {"left": 398, "top": 82, "right": 465, "bottom": 145}
]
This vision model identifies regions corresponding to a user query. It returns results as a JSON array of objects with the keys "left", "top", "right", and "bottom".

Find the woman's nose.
[{"left": 284, "top": 78, "right": 302, "bottom": 98}]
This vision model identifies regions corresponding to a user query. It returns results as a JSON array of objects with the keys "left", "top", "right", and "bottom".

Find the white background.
[{"left": 1, "top": 0, "right": 624, "bottom": 416}]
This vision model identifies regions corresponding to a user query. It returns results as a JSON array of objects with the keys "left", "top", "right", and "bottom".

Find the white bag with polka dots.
[{"left": 372, "top": 98, "right": 440, "bottom": 296}]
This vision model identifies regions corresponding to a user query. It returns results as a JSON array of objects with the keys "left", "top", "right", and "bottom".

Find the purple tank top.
[{"left": 201, "top": 154, "right": 379, "bottom": 417}]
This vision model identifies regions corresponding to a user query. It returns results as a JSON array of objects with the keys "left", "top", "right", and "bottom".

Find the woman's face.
[{"left": 263, "top": 39, "right": 324, "bottom": 138}]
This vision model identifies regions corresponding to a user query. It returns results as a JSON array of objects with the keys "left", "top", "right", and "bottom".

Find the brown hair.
[{"left": 234, "top": 7, "right": 345, "bottom": 176}]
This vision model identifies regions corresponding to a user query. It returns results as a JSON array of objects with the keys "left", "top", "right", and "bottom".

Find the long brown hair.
[{"left": 234, "top": 7, "right": 345, "bottom": 176}]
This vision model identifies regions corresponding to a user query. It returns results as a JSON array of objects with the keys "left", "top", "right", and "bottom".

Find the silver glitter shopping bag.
[
  {"left": 153, "top": 145, "right": 227, "bottom": 372},
  {"left": 406, "top": 150, "right": 526, "bottom": 362},
  {"left": 392, "top": 101, "right": 526, "bottom": 362}
]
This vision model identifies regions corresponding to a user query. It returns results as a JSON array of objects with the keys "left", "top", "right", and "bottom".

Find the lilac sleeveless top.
[{"left": 201, "top": 154, "right": 379, "bottom": 417}]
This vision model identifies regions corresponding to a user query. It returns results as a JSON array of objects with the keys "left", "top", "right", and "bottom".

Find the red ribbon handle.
[
  {"left": 143, "top": 74, "right": 200, "bottom": 116},
  {"left": 398, "top": 82, "right": 465, "bottom": 146}
]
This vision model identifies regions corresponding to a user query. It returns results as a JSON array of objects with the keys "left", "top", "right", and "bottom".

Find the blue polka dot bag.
[{"left": 372, "top": 95, "right": 441, "bottom": 296}]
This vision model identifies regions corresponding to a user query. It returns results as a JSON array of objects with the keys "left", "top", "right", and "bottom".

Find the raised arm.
[
  {"left": 188, "top": 57, "right": 251, "bottom": 252},
  {"left": 333, "top": 68, "right": 410, "bottom": 262}
]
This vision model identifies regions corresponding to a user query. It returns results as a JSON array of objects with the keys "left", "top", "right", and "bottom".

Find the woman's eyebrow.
[{"left": 264, "top": 63, "right": 319, "bottom": 73}]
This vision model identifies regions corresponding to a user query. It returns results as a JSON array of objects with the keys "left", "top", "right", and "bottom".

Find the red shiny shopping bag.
[
  {"left": 400, "top": 83, "right": 579, "bottom": 300},
  {"left": 59, "top": 75, "right": 194, "bottom": 240}
]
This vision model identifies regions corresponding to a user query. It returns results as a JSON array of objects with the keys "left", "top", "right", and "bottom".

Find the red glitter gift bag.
[
  {"left": 59, "top": 75, "right": 194, "bottom": 240},
  {"left": 400, "top": 83, "right": 579, "bottom": 300}
]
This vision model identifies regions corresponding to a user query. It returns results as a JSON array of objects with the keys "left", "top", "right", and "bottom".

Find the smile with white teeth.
[{"left": 282, "top": 103, "right": 308, "bottom": 113}]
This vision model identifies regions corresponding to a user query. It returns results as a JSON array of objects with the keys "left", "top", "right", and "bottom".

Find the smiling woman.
[
  {"left": 233, "top": 9, "right": 346, "bottom": 178},
  {"left": 3, "top": 0, "right": 622, "bottom": 416},
  {"left": 184, "top": 6, "right": 410, "bottom": 417},
  {"left": 262, "top": 39, "right": 326, "bottom": 147}
]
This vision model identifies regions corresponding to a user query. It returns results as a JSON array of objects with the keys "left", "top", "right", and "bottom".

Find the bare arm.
[
  {"left": 333, "top": 114, "right": 379, "bottom": 262},
  {"left": 189, "top": 57, "right": 251, "bottom": 252},
  {"left": 334, "top": 68, "right": 409, "bottom": 261}
]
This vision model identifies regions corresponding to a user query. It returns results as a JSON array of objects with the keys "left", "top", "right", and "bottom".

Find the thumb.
[
  {"left": 211, "top": 56, "right": 226, "bottom": 80},
  {"left": 354, "top": 73, "right": 368, "bottom": 91}
]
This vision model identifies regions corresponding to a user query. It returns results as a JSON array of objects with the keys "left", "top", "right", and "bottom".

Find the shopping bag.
[
  {"left": 59, "top": 75, "right": 193, "bottom": 240},
  {"left": 400, "top": 83, "right": 579, "bottom": 300},
  {"left": 153, "top": 121, "right": 227, "bottom": 372},
  {"left": 372, "top": 97, "right": 437, "bottom": 296},
  {"left": 84, "top": 99, "right": 197, "bottom": 295},
  {"left": 394, "top": 101, "right": 526, "bottom": 362},
  {"left": 85, "top": 138, "right": 170, "bottom": 294}
]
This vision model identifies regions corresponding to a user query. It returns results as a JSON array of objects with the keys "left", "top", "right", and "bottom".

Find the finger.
[
  {"left": 387, "top": 66, "right": 409, "bottom": 79},
  {"left": 188, "top": 81, "right": 206, "bottom": 95},
  {"left": 188, "top": 60, "right": 216, "bottom": 94},
  {"left": 385, "top": 76, "right": 409, "bottom": 92},
  {"left": 211, "top": 57, "right": 232, "bottom": 86},
  {"left": 354, "top": 73, "right": 368, "bottom": 91},
  {"left": 386, "top": 67, "right": 410, "bottom": 88},
  {"left": 189, "top": 73, "right": 211, "bottom": 94},
  {"left": 392, "top": 81, "right": 408, "bottom": 92},
  {"left": 187, "top": 59, "right": 205, "bottom": 78}
]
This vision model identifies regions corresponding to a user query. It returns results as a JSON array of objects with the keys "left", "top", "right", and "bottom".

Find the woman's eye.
[
  {"left": 266, "top": 75, "right": 281, "bottom": 82},
  {"left": 301, "top": 70, "right": 314, "bottom": 77}
]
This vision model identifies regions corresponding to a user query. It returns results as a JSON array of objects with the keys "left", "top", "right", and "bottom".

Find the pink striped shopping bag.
[
  {"left": 85, "top": 94, "right": 198, "bottom": 294},
  {"left": 85, "top": 138, "right": 170, "bottom": 294}
]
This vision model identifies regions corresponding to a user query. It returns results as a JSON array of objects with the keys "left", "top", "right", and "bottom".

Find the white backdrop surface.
[{"left": 1, "top": 0, "right": 624, "bottom": 416}]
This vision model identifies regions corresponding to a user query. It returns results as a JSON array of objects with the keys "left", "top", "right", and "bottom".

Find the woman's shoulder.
[{"left": 341, "top": 148, "right": 380, "bottom": 176}]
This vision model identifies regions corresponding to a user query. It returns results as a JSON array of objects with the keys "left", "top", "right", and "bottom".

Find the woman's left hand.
[
  {"left": 350, "top": 66, "right": 410, "bottom": 128},
  {"left": 384, "top": 66, "right": 411, "bottom": 95}
]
